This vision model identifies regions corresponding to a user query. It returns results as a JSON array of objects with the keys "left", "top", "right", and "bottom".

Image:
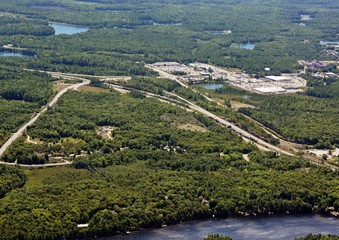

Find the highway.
[{"left": 103, "top": 81, "right": 293, "bottom": 156}]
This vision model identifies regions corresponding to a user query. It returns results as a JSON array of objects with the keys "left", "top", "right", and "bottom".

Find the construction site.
[{"left": 150, "top": 62, "right": 307, "bottom": 94}]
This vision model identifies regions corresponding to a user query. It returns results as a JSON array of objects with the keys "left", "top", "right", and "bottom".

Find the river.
[{"left": 97, "top": 215, "right": 338, "bottom": 240}]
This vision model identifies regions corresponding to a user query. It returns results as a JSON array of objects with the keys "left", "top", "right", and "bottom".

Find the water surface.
[
  {"left": 320, "top": 41, "right": 339, "bottom": 45},
  {"left": 49, "top": 23, "right": 89, "bottom": 35},
  {"left": 106, "top": 215, "right": 339, "bottom": 240},
  {"left": 0, "top": 51, "right": 29, "bottom": 57},
  {"left": 230, "top": 43, "right": 256, "bottom": 50}
]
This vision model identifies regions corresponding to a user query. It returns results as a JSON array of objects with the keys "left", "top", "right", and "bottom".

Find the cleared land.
[
  {"left": 149, "top": 62, "right": 307, "bottom": 94},
  {"left": 177, "top": 123, "right": 209, "bottom": 132},
  {"left": 230, "top": 100, "right": 256, "bottom": 111},
  {"left": 78, "top": 86, "right": 110, "bottom": 93}
]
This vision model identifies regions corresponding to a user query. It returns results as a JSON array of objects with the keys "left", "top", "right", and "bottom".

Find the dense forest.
[
  {"left": 296, "top": 235, "right": 339, "bottom": 240},
  {"left": 0, "top": 165, "right": 26, "bottom": 198},
  {"left": 0, "top": 16, "right": 54, "bottom": 36},
  {"left": 0, "top": 65, "right": 53, "bottom": 146},
  {"left": 0, "top": 152, "right": 338, "bottom": 239}
]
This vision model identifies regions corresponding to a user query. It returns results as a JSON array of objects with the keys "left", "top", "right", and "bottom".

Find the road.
[
  {"left": 0, "top": 78, "right": 89, "bottom": 166},
  {"left": 1, "top": 70, "right": 336, "bottom": 170},
  {"left": 146, "top": 68, "right": 339, "bottom": 165},
  {"left": 163, "top": 91, "right": 294, "bottom": 156},
  {"left": 105, "top": 79, "right": 338, "bottom": 169},
  {"left": 146, "top": 64, "right": 188, "bottom": 88},
  {"left": 16, "top": 160, "right": 72, "bottom": 169},
  {"left": 147, "top": 64, "right": 225, "bottom": 108}
]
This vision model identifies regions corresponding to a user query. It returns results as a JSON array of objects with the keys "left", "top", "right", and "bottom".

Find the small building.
[
  {"left": 200, "top": 72, "right": 211, "bottom": 79},
  {"left": 163, "top": 145, "right": 170, "bottom": 151}
]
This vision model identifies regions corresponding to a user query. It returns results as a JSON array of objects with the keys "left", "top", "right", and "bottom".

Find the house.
[{"left": 163, "top": 145, "right": 170, "bottom": 151}]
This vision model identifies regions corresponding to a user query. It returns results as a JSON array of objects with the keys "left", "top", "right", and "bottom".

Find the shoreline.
[{"left": 87, "top": 213, "right": 338, "bottom": 239}]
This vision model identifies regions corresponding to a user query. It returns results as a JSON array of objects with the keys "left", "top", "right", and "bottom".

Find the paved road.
[
  {"left": 164, "top": 91, "right": 294, "bottom": 156},
  {"left": 111, "top": 83, "right": 339, "bottom": 169},
  {"left": 2, "top": 70, "right": 335, "bottom": 170},
  {"left": 0, "top": 78, "right": 89, "bottom": 166},
  {"left": 49, "top": 72, "right": 339, "bottom": 169},
  {"left": 146, "top": 64, "right": 189, "bottom": 88},
  {"left": 140, "top": 70, "right": 339, "bottom": 169},
  {"left": 145, "top": 68, "right": 326, "bottom": 154}
]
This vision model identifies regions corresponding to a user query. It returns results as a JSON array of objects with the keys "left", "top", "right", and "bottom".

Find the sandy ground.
[{"left": 96, "top": 126, "right": 115, "bottom": 140}]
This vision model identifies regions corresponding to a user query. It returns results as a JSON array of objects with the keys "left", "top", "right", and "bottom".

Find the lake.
[
  {"left": 101, "top": 215, "right": 339, "bottom": 240},
  {"left": 49, "top": 23, "right": 89, "bottom": 35},
  {"left": 320, "top": 41, "right": 339, "bottom": 45},
  {"left": 203, "top": 83, "right": 224, "bottom": 90},
  {"left": 0, "top": 51, "right": 30, "bottom": 57},
  {"left": 230, "top": 43, "right": 256, "bottom": 50}
]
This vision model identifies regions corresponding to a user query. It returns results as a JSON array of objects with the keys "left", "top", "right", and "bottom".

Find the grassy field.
[
  {"left": 24, "top": 167, "right": 85, "bottom": 190},
  {"left": 79, "top": 86, "right": 110, "bottom": 93}
]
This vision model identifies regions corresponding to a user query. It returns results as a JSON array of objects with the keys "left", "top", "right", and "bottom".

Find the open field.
[
  {"left": 78, "top": 85, "right": 110, "bottom": 93},
  {"left": 177, "top": 123, "right": 209, "bottom": 132},
  {"left": 53, "top": 82, "right": 72, "bottom": 92},
  {"left": 230, "top": 100, "right": 256, "bottom": 111},
  {"left": 24, "top": 167, "right": 91, "bottom": 190}
]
